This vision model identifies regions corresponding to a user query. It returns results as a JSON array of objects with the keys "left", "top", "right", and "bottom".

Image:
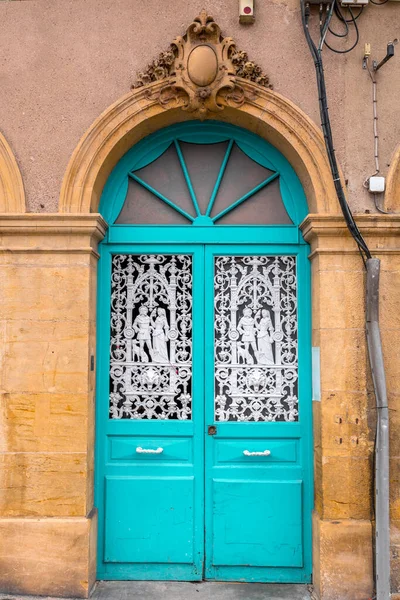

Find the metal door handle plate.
[
  {"left": 243, "top": 449, "right": 271, "bottom": 456},
  {"left": 136, "top": 447, "right": 164, "bottom": 454}
]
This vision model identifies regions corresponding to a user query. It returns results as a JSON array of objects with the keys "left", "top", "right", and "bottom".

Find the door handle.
[
  {"left": 243, "top": 449, "right": 271, "bottom": 456},
  {"left": 136, "top": 447, "right": 164, "bottom": 454}
]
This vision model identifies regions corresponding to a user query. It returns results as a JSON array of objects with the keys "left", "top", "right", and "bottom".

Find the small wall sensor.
[
  {"left": 369, "top": 176, "right": 385, "bottom": 193},
  {"left": 240, "top": 0, "right": 255, "bottom": 23}
]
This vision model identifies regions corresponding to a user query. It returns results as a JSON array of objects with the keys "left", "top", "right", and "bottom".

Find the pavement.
[
  {"left": 91, "top": 582, "right": 313, "bottom": 600},
  {"left": 0, "top": 582, "right": 313, "bottom": 600}
]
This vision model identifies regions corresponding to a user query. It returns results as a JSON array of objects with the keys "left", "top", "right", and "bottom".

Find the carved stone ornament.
[{"left": 132, "top": 9, "right": 271, "bottom": 119}]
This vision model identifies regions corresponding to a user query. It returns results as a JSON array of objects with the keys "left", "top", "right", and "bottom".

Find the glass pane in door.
[
  {"left": 109, "top": 253, "right": 193, "bottom": 420},
  {"left": 213, "top": 255, "right": 298, "bottom": 422}
]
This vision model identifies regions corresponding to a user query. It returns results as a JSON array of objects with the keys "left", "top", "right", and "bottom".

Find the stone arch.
[
  {"left": 385, "top": 142, "right": 400, "bottom": 212},
  {"left": 0, "top": 130, "right": 25, "bottom": 213},
  {"left": 59, "top": 80, "right": 339, "bottom": 217}
]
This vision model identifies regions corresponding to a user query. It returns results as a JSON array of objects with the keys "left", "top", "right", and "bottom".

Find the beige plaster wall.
[{"left": 0, "top": 0, "right": 399, "bottom": 213}]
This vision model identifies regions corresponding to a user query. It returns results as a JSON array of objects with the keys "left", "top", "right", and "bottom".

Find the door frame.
[{"left": 94, "top": 120, "right": 313, "bottom": 582}]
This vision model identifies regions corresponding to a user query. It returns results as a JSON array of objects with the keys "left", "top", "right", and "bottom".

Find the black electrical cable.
[
  {"left": 328, "top": 17, "right": 349, "bottom": 38},
  {"left": 324, "top": 7, "right": 360, "bottom": 54},
  {"left": 319, "top": 3, "right": 324, "bottom": 35},
  {"left": 328, "top": 2, "right": 363, "bottom": 37},
  {"left": 319, "top": 3, "right": 335, "bottom": 44},
  {"left": 370, "top": 0, "right": 389, "bottom": 5},
  {"left": 335, "top": 2, "right": 364, "bottom": 22},
  {"left": 308, "top": 3, "right": 370, "bottom": 259},
  {"left": 300, "top": 0, "right": 372, "bottom": 261}
]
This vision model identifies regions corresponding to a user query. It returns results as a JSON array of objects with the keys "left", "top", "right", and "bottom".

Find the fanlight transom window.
[{"left": 116, "top": 137, "right": 293, "bottom": 226}]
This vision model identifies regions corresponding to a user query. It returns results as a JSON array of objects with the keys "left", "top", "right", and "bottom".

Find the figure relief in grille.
[
  {"left": 109, "top": 254, "right": 192, "bottom": 420},
  {"left": 214, "top": 256, "right": 298, "bottom": 422}
]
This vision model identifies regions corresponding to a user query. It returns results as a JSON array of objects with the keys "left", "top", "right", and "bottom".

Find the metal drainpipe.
[{"left": 366, "top": 258, "right": 390, "bottom": 600}]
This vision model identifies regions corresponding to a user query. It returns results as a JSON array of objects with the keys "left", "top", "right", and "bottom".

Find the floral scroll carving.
[{"left": 132, "top": 9, "right": 271, "bottom": 119}]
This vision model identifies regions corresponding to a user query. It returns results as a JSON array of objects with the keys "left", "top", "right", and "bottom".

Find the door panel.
[
  {"left": 96, "top": 245, "right": 205, "bottom": 581},
  {"left": 104, "top": 476, "right": 195, "bottom": 563},
  {"left": 211, "top": 479, "right": 303, "bottom": 567},
  {"left": 214, "top": 438, "right": 299, "bottom": 464},
  {"left": 204, "top": 245, "right": 312, "bottom": 583},
  {"left": 108, "top": 436, "right": 193, "bottom": 463}
]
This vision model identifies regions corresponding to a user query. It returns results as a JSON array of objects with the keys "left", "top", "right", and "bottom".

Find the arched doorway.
[{"left": 94, "top": 121, "right": 313, "bottom": 583}]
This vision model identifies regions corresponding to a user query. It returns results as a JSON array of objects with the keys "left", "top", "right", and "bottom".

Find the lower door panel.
[
  {"left": 105, "top": 476, "right": 195, "bottom": 564},
  {"left": 211, "top": 479, "right": 303, "bottom": 568}
]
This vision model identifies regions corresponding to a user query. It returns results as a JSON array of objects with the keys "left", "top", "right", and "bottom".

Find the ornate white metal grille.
[
  {"left": 109, "top": 254, "right": 192, "bottom": 420},
  {"left": 214, "top": 255, "right": 298, "bottom": 422}
]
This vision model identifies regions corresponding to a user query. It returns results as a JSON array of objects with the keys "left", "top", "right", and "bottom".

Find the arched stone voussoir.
[
  {"left": 386, "top": 143, "right": 400, "bottom": 212},
  {"left": 0, "top": 131, "right": 26, "bottom": 213},
  {"left": 59, "top": 80, "right": 340, "bottom": 217}
]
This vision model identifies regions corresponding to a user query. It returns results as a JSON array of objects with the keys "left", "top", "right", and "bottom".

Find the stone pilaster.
[
  {"left": 301, "top": 214, "right": 400, "bottom": 600},
  {"left": 0, "top": 213, "right": 106, "bottom": 597}
]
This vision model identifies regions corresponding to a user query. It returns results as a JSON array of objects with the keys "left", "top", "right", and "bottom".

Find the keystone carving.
[{"left": 132, "top": 9, "right": 271, "bottom": 119}]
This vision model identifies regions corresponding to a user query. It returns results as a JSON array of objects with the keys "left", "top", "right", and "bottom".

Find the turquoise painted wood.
[
  {"left": 204, "top": 244, "right": 312, "bottom": 582},
  {"left": 95, "top": 121, "right": 313, "bottom": 583},
  {"left": 96, "top": 244, "right": 205, "bottom": 580}
]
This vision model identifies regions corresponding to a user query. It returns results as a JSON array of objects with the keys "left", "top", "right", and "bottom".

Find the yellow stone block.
[
  {"left": 312, "top": 250, "right": 365, "bottom": 270},
  {"left": 389, "top": 393, "right": 400, "bottom": 457},
  {"left": 319, "top": 328, "right": 367, "bottom": 393},
  {"left": 312, "top": 512, "right": 373, "bottom": 600},
  {"left": 0, "top": 452, "right": 87, "bottom": 517},
  {"left": 0, "top": 392, "right": 88, "bottom": 453},
  {"left": 391, "top": 520, "right": 400, "bottom": 594},
  {"left": 0, "top": 263, "right": 92, "bottom": 321},
  {"left": 0, "top": 513, "right": 97, "bottom": 597},
  {"left": 379, "top": 268, "right": 400, "bottom": 330},
  {"left": 391, "top": 458, "right": 400, "bottom": 521},
  {"left": 85, "top": 387, "right": 96, "bottom": 513},
  {"left": 381, "top": 327, "right": 400, "bottom": 395},
  {"left": 2, "top": 319, "right": 90, "bottom": 394},
  {"left": 319, "top": 455, "right": 372, "bottom": 520},
  {"left": 316, "top": 269, "right": 365, "bottom": 330},
  {"left": 0, "top": 251, "right": 93, "bottom": 267},
  {"left": 318, "top": 391, "right": 372, "bottom": 458}
]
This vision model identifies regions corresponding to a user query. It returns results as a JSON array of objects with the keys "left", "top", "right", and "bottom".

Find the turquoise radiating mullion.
[
  {"left": 129, "top": 172, "right": 195, "bottom": 222},
  {"left": 174, "top": 139, "right": 201, "bottom": 217},
  {"left": 205, "top": 139, "right": 234, "bottom": 217},
  {"left": 212, "top": 171, "right": 280, "bottom": 223}
]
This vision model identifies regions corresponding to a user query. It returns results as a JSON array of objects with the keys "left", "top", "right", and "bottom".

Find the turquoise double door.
[{"left": 96, "top": 241, "right": 312, "bottom": 583}]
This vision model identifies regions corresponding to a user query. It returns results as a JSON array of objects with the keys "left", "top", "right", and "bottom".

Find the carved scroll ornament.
[{"left": 132, "top": 9, "right": 271, "bottom": 119}]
